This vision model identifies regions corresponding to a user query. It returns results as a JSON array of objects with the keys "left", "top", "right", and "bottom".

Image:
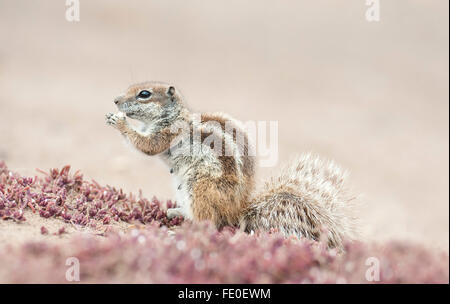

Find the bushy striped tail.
[{"left": 241, "top": 153, "right": 358, "bottom": 250}]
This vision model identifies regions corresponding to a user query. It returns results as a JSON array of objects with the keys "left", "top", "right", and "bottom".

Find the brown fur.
[
  {"left": 189, "top": 114, "right": 254, "bottom": 228},
  {"left": 118, "top": 122, "right": 180, "bottom": 155}
]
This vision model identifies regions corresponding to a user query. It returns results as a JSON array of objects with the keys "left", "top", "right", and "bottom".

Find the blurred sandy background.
[{"left": 0, "top": 0, "right": 448, "bottom": 250}]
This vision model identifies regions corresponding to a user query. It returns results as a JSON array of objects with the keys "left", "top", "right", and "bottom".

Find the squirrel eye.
[{"left": 137, "top": 90, "right": 152, "bottom": 99}]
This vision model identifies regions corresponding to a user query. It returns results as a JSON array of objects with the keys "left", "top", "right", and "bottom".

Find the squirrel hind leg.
[{"left": 191, "top": 178, "right": 245, "bottom": 229}]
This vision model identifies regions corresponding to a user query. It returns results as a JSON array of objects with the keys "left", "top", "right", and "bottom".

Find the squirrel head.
[{"left": 113, "top": 81, "right": 184, "bottom": 124}]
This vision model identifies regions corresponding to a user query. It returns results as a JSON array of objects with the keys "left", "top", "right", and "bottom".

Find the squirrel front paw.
[{"left": 106, "top": 112, "right": 127, "bottom": 129}]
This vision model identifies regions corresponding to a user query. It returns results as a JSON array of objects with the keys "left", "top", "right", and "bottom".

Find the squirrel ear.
[{"left": 167, "top": 86, "right": 176, "bottom": 97}]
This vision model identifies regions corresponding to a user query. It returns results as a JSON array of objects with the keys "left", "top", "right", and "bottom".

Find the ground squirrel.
[{"left": 106, "top": 81, "right": 357, "bottom": 249}]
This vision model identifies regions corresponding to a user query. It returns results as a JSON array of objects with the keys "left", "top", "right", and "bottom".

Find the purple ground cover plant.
[
  {"left": 0, "top": 161, "right": 448, "bottom": 283},
  {"left": 0, "top": 161, "right": 182, "bottom": 229}
]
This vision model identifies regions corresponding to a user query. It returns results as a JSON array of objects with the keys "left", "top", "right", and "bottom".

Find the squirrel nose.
[{"left": 114, "top": 94, "right": 125, "bottom": 105}]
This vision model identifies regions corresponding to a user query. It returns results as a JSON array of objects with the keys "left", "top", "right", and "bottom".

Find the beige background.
[{"left": 0, "top": 1, "right": 448, "bottom": 250}]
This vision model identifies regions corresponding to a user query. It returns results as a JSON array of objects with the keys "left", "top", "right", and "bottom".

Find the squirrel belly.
[{"left": 106, "top": 81, "right": 358, "bottom": 250}]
